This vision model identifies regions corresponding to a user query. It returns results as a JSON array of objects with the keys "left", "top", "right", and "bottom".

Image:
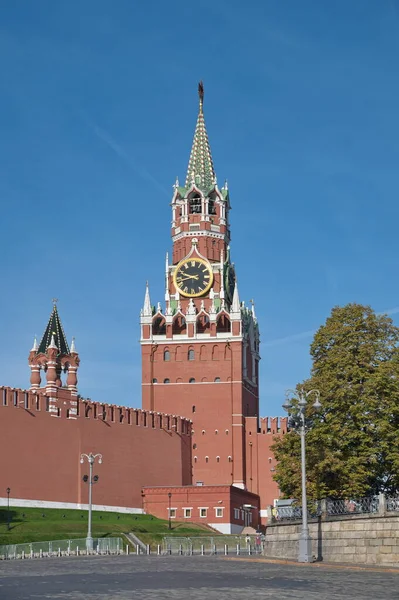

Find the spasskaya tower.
[{"left": 141, "top": 83, "right": 260, "bottom": 489}]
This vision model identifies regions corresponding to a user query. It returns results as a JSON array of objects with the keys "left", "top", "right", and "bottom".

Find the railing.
[
  {"left": 326, "top": 496, "right": 379, "bottom": 516},
  {"left": 274, "top": 501, "right": 321, "bottom": 522},
  {"left": 162, "top": 535, "right": 263, "bottom": 556},
  {"left": 0, "top": 537, "right": 123, "bottom": 560},
  {"left": 386, "top": 496, "right": 399, "bottom": 512},
  {"left": 273, "top": 493, "right": 399, "bottom": 523}
]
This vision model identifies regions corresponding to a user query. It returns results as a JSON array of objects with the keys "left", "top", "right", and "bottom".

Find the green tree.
[{"left": 271, "top": 303, "right": 399, "bottom": 500}]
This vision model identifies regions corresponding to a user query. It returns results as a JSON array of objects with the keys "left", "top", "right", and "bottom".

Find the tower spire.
[
  {"left": 37, "top": 302, "right": 70, "bottom": 355},
  {"left": 185, "top": 81, "right": 216, "bottom": 191},
  {"left": 142, "top": 281, "right": 152, "bottom": 317}
]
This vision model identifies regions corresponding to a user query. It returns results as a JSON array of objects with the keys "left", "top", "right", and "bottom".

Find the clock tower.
[{"left": 141, "top": 83, "right": 260, "bottom": 489}]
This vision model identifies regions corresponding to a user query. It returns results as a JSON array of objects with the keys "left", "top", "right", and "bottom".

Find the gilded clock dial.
[{"left": 173, "top": 258, "right": 213, "bottom": 297}]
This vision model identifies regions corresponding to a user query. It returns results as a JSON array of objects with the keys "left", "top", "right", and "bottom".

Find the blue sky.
[{"left": 1, "top": 0, "right": 399, "bottom": 415}]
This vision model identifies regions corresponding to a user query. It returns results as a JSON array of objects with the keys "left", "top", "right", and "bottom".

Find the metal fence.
[
  {"left": 386, "top": 496, "right": 399, "bottom": 512},
  {"left": 326, "top": 496, "right": 379, "bottom": 516},
  {"left": 274, "top": 494, "right": 399, "bottom": 523},
  {"left": 274, "top": 501, "right": 321, "bottom": 522},
  {"left": 161, "top": 535, "right": 263, "bottom": 556},
  {"left": 0, "top": 537, "right": 124, "bottom": 560}
]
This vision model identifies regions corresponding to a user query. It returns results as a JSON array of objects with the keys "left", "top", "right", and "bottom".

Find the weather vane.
[
  {"left": 198, "top": 81, "right": 204, "bottom": 107},
  {"left": 52, "top": 298, "right": 58, "bottom": 305}
]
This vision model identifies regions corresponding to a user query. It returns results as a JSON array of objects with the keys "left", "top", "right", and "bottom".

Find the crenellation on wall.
[{"left": 0, "top": 385, "right": 191, "bottom": 435}]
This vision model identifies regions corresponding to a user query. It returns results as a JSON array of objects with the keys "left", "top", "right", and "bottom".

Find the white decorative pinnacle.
[
  {"left": 220, "top": 249, "right": 225, "bottom": 300},
  {"left": 200, "top": 300, "right": 205, "bottom": 312},
  {"left": 165, "top": 252, "right": 170, "bottom": 301},
  {"left": 251, "top": 299, "right": 257, "bottom": 321},
  {"left": 186, "top": 298, "right": 196, "bottom": 316},
  {"left": 31, "top": 336, "right": 38, "bottom": 352},
  {"left": 157, "top": 302, "right": 162, "bottom": 313},
  {"left": 142, "top": 281, "right": 152, "bottom": 317},
  {"left": 173, "top": 176, "right": 180, "bottom": 189},
  {"left": 231, "top": 280, "right": 240, "bottom": 314},
  {"left": 70, "top": 337, "right": 77, "bottom": 353},
  {"left": 48, "top": 334, "right": 58, "bottom": 350}
]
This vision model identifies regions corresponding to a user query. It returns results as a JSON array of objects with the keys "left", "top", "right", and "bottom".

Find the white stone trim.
[
  {"left": 142, "top": 380, "right": 245, "bottom": 386},
  {"left": 0, "top": 497, "right": 144, "bottom": 514},
  {"left": 260, "top": 509, "right": 269, "bottom": 517}
]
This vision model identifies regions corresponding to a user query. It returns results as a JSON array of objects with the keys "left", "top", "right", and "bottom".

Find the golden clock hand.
[{"left": 178, "top": 274, "right": 199, "bottom": 282}]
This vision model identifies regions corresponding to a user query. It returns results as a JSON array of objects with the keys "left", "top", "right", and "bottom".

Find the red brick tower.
[
  {"left": 28, "top": 300, "right": 80, "bottom": 416},
  {"left": 141, "top": 83, "right": 260, "bottom": 489}
]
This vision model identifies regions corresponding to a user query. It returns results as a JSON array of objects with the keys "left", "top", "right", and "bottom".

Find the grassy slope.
[{"left": 0, "top": 507, "right": 211, "bottom": 548}]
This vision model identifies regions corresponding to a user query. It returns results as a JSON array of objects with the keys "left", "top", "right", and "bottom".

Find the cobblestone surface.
[{"left": 0, "top": 555, "right": 398, "bottom": 599}]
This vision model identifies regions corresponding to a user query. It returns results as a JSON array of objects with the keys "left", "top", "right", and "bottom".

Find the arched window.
[
  {"left": 189, "top": 378, "right": 195, "bottom": 384},
  {"left": 194, "top": 456, "right": 198, "bottom": 463},
  {"left": 215, "top": 429, "right": 218, "bottom": 434},
  {"left": 202, "top": 430, "right": 206, "bottom": 435},
  {"left": 164, "top": 349, "right": 170, "bottom": 361},
  {"left": 228, "top": 456, "right": 232, "bottom": 462},
  {"left": 212, "top": 345, "right": 219, "bottom": 361},
  {"left": 200, "top": 345, "right": 207, "bottom": 361},
  {"left": 188, "top": 348, "right": 195, "bottom": 361},
  {"left": 172, "top": 315, "right": 187, "bottom": 336},
  {"left": 164, "top": 378, "right": 170, "bottom": 384},
  {"left": 205, "top": 456, "right": 209, "bottom": 463},
  {"left": 217, "top": 313, "right": 231, "bottom": 333},
  {"left": 189, "top": 194, "right": 201, "bottom": 214},
  {"left": 208, "top": 198, "right": 216, "bottom": 215},
  {"left": 225, "top": 429, "right": 229, "bottom": 435},
  {"left": 197, "top": 314, "right": 210, "bottom": 334},
  {"left": 192, "top": 405, "right": 196, "bottom": 413},
  {"left": 216, "top": 456, "right": 220, "bottom": 463},
  {"left": 152, "top": 378, "right": 158, "bottom": 384},
  {"left": 153, "top": 316, "right": 166, "bottom": 335},
  {"left": 214, "top": 377, "right": 221, "bottom": 383}
]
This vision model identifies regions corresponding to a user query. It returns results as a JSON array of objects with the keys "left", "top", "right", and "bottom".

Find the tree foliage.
[{"left": 271, "top": 303, "right": 399, "bottom": 500}]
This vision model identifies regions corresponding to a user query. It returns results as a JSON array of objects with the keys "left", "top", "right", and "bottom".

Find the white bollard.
[
  {"left": 157, "top": 545, "right": 161, "bottom": 556},
  {"left": 236, "top": 544, "right": 240, "bottom": 556},
  {"left": 248, "top": 545, "right": 251, "bottom": 556},
  {"left": 136, "top": 545, "right": 140, "bottom": 556},
  {"left": 126, "top": 545, "right": 129, "bottom": 555},
  {"left": 40, "top": 549, "right": 43, "bottom": 558},
  {"left": 224, "top": 544, "right": 228, "bottom": 556},
  {"left": 21, "top": 550, "right": 25, "bottom": 560},
  {"left": 146, "top": 544, "right": 150, "bottom": 555},
  {"left": 179, "top": 544, "right": 183, "bottom": 556},
  {"left": 200, "top": 544, "right": 204, "bottom": 556}
]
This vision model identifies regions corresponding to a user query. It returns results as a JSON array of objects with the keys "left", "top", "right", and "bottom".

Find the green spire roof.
[
  {"left": 185, "top": 81, "right": 216, "bottom": 191},
  {"left": 37, "top": 301, "right": 70, "bottom": 355}
]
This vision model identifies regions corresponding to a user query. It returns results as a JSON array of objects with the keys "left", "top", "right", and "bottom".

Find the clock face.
[{"left": 173, "top": 258, "right": 213, "bottom": 297}]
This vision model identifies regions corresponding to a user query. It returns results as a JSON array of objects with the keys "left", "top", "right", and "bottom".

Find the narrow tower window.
[
  {"left": 188, "top": 349, "right": 195, "bottom": 361},
  {"left": 189, "top": 195, "right": 201, "bottom": 214},
  {"left": 164, "top": 349, "right": 170, "bottom": 361}
]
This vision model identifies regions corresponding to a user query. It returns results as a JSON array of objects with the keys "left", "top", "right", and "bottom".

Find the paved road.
[{"left": 0, "top": 555, "right": 398, "bottom": 599}]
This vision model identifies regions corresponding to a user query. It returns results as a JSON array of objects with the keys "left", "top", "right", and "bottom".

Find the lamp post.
[
  {"left": 80, "top": 453, "right": 102, "bottom": 552},
  {"left": 168, "top": 492, "right": 172, "bottom": 530},
  {"left": 6, "top": 487, "right": 10, "bottom": 531},
  {"left": 282, "top": 388, "right": 321, "bottom": 563}
]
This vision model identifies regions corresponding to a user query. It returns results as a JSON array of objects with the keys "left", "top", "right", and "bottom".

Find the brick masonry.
[{"left": 264, "top": 514, "right": 399, "bottom": 566}]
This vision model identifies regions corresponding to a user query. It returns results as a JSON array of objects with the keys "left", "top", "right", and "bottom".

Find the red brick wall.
[
  {"left": 0, "top": 387, "right": 192, "bottom": 508},
  {"left": 245, "top": 416, "right": 288, "bottom": 521},
  {"left": 142, "top": 340, "right": 257, "bottom": 489}
]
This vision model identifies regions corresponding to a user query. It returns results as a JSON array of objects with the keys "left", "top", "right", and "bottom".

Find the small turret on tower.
[{"left": 28, "top": 300, "right": 80, "bottom": 397}]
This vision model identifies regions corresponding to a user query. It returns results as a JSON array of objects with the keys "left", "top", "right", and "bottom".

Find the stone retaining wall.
[{"left": 264, "top": 514, "right": 399, "bottom": 566}]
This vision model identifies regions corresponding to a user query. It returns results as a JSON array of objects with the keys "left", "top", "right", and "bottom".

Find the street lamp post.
[
  {"left": 168, "top": 492, "right": 172, "bottom": 530},
  {"left": 6, "top": 488, "right": 10, "bottom": 531},
  {"left": 80, "top": 453, "right": 102, "bottom": 552},
  {"left": 282, "top": 388, "right": 321, "bottom": 563}
]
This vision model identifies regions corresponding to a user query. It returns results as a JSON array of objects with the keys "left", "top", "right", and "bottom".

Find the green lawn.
[{"left": 0, "top": 507, "right": 211, "bottom": 548}]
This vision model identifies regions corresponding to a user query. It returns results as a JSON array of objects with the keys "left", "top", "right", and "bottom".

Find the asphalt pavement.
[{"left": 0, "top": 555, "right": 398, "bottom": 599}]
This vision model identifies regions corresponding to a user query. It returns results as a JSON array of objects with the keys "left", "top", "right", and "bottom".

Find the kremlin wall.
[{"left": 0, "top": 84, "right": 288, "bottom": 533}]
